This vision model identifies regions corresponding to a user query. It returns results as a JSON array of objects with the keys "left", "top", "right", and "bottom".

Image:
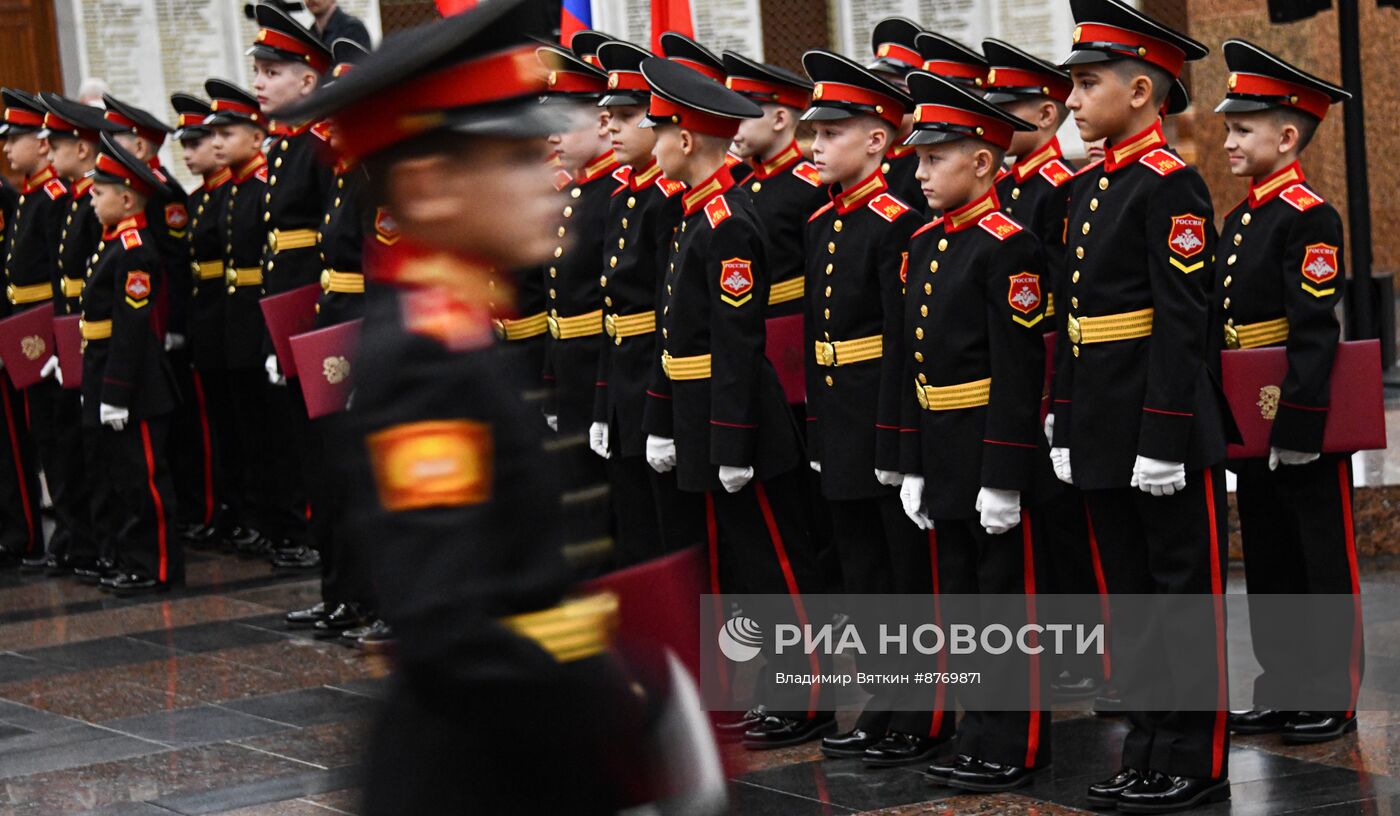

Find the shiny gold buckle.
[
  {"left": 547, "top": 315, "right": 561, "bottom": 339},
  {"left": 1066, "top": 314, "right": 1082, "bottom": 345},
  {"left": 1223, "top": 324, "right": 1240, "bottom": 350},
  {"left": 815, "top": 341, "right": 835, "bottom": 367},
  {"left": 604, "top": 314, "right": 618, "bottom": 338},
  {"left": 915, "top": 381, "right": 929, "bottom": 410}
]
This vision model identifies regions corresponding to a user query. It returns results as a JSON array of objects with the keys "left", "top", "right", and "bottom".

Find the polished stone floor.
[{"left": 0, "top": 550, "right": 1398, "bottom": 814}]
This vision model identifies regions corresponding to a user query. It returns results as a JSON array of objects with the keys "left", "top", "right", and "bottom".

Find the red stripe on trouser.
[
  {"left": 139, "top": 421, "right": 169, "bottom": 583},
  {"left": 753, "top": 481, "right": 820, "bottom": 719},
  {"left": 1084, "top": 503, "right": 1112, "bottom": 682},
  {"left": 1022, "top": 512, "right": 1041, "bottom": 767},
  {"left": 1340, "top": 459, "right": 1362, "bottom": 718},
  {"left": 0, "top": 386, "right": 34, "bottom": 552},
  {"left": 1204, "top": 468, "right": 1227, "bottom": 780},
  {"left": 928, "top": 529, "right": 946, "bottom": 737},
  {"left": 704, "top": 492, "right": 728, "bottom": 697},
  {"left": 190, "top": 371, "right": 215, "bottom": 525}
]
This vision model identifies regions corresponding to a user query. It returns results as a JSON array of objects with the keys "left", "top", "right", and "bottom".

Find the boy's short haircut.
[
  {"left": 1272, "top": 106, "right": 1320, "bottom": 152},
  {"left": 958, "top": 137, "right": 1006, "bottom": 169},
  {"left": 1107, "top": 58, "right": 1172, "bottom": 108},
  {"left": 1005, "top": 96, "right": 1070, "bottom": 128}
]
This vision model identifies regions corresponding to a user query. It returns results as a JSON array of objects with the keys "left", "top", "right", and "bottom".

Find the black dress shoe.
[
  {"left": 1228, "top": 708, "right": 1294, "bottom": 735},
  {"left": 225, "top": 526, "right": 260, "bottom": 548},
  {"left": 313, "top": 603, "right": 369, "bottom": 637},
  {"left": 741, "top": 713, "right": 836, "bottom": 750},
  {"left": 946, "top": 759, "right": 1045, "bottom": 792},
  {"left": 284, "top": 602, "right": 327, "bottom": 627},
  {"left": 75, "top": 560, "right": 119, "bottom": 585},
  {"left": 43, "top": 555, "right": 74, "bottom": 576},
  {"left": 1116, "top": 772, "right": 1229, "bottom": 813},
  {"left": 925, "top": 753, "right": 975, "bottom": 785},
  {"left": 1282, "top": 712, "right": 1357, "bottom": 744},
  {"left": 19, "top": 554, "right": 48, "bottom": 572},
  {"left": 820, "top": 728, "right": 883, "bottom": 758},
  {"left": 1093, "top": 688, "right": 1126, "bottom": 717},
  {"left": 863, "top": 732, "right": 947, "bottom": 767},
  {"left": 1051, "top": 672, "right": 1103, "bottom": 700},
  {"left": 714, "top": 706, "right": 767, "bottom": 741},
  {"left": 356, "top": 619, "right": 395, "bottom": 652},
  {"left": 109, "top": 574, "right": 172, "bottom": 597},
  {"left": 1085, "top": 767, "right": 1143, "bottom": 807},
  {"left": 272, "top": 545, "right": 321, "bottom": 570}
]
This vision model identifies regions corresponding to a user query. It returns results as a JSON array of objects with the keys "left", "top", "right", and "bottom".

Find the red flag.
[
  {"left": 434, "top": 0, "right": 478, "bottom": 15},
  {"left": 651, "top": 0, "right": 694, "bottom": 54}
]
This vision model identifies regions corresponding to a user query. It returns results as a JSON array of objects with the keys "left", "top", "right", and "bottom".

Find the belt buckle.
[
  {"left": 225, "top": 268, "right": 237, "bottom": 285},
  {"left": 661, "top": 351, "right": 673, "bottom": 378},
  {"left": 815, "top": 341, "right": 835, "bottom": 367},
  {"left": 604, "top": 314, "right": 617, "bottom": 338},
  {"left": 915, "top": 382, "right": 929, "bottom": 410},
  {"left": 1066, "top": 314, "right": 1082, "bottom": 345},
  {"left": 1223, "top": 324, "right": 1240, "bottom": 350},
  {"left": 492, "top": 318, "right": 507, "bottom": 340},
  {"left": 320, "top": 270, "right": 331, "bottom": 292},
  {"left": 268, "top": 232, "right": 279, "bottom": 253},
  {"left": 547, "top": 315, "right": 561, "bottom": 339}
]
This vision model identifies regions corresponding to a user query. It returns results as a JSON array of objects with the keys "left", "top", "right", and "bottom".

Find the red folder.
[
  {"left": 290, "top": 319, "right": 362, "bottom": 418},
  {"left": 53, "top": 315, "right": 82, "bottom": 389},
  {"left": 258, "top": 284, "right": 321, "bottom": 379},
  {"left": 0, "top": 306, "right": 56, "bottom": 390},
  {"left": 1221, "top": 339, "right": 1386, "bottom": 458},
  {"left": 764, "top": 314, "right": 805, "bottom": 404},
  {"left": 582, "top": 546, "right": 705, "bottom": 679}
]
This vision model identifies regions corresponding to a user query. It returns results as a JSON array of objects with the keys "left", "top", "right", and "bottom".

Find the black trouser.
[
  {"left": 0, "top": 378, "right": 42, "bottom": 557},
  {"left": 1040, "top": 486, "right": 1111, "bottom": 686},
  {"left": 932, "top": 514, "right": 1051, "bottom": 769},
  {"left": 557, "top": 433, "right": 611, "bottom": 569},
  {"left": 101, "top": 416, "right": 181, "bottom": 584},
  {"left": 313, "top": 412, "right": 373, "bottom": 607},
  {"left": 1236, "top": 454, "right": 1362, "bottom": 715},
  {"left": 605, "top": 453, "right": 708, "bottom": 566},
  {"left": 261, "top": 381, "right": 311, "bottom": 548},
  {"left": 27, "top": 380, "right": 91, "bottom": 560},
  {"left": 83, "top": 426, "right": 119, "bottom": 564},
  {"left": 227, "top": 367, "right": 271, "bottom": 535},
  {"left": 168, "top": 356, "right": 218, "bottom": 529},
  {"left": 197, "top": 368, "right": 235, "bottom": 530},
  {"left": 1084, "top": 467, "right": 1230, "bottom": 780}
]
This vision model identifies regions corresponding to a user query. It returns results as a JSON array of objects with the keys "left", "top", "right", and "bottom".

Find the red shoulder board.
[
  {"left": 1039, "top": 160, "right": 1074, "bottom": 188},
  {"left": 977, "top": 211, "right": 1023, "bottom": 241},
  {"left": 657, "top": 178, "right": 686, "bottom": 197},
  {"left": 1280, "top": 184, "right": 1324, "bottom": 212},
  {"left": 911, "top": 217, "right": 943, "bottom": 239},
  {"left": 612, "top": 166, "right": 631, "bottom": 185},
  {"left": 124, "top": 270, "right": 152, "bottom": 301},
  {"left": 807, "top": 201, "right": 835, "bottom": 223},
  {"left": 868, "top": 192, "right": 910, "bottom": 223},
  {"left": 793, "top": 162, "right": 822, "bottom": 187},
  {"left": 254, "top": 166, "right": 268, "bottom": 183},
  {"left": 42, "top": 179, "right": 66, "bottom": 200},
  {"left": 1074, "top": 158, "right": 1104, "bottom": 176},
  {"left": 309, "top": 121, "right": 333, "bottom": 142},
  {"left": 704, "top": 195, "right": 732, "bottom": 229},
  {"left": 374, "top": 208, "right": 400, "bottom": 246},
  {"left": 165, "top": 203, "right": 189, "bottom": 230},
  {"left": 1140, "top": 148, "right": 1186, "bottom": 176},
  {"left": 120, "top": 229, "right": 143, "bottom": 250}
]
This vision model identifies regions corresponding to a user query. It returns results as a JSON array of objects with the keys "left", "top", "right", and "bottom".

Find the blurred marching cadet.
[
  {"left": 1051, "top": 0, "right": 1233, "bottom": 810},
  {"left": 797, "top": 49, "right": 940, "bottom": 767},
  {"left": 638, "top": 56, "right": 830, "bottom": 749},
  {"left": 659, "top": 32, "right": 754, "bottom": 184},
  {"left": 897, "top": 70, "right": 1051, "bottom": 792},
  {"left": 1213, "top": 40, "right": 1360, "bottom": 746},
  {"left": 863, "top": 17, "right": 927, "bottom": 210},
  {"left": 587, "top": 38, "right": 705, "bottom": 565},
  {"left": 82, "top": 133, "right": 182, "bottom": 596},
  {"left": 276, "top": 2, "right": 696, "bottom": 811}
]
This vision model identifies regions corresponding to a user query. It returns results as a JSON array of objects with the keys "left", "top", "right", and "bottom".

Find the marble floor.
[{"left": 0, "top": 550, "right": 1398, "bottom": 815}]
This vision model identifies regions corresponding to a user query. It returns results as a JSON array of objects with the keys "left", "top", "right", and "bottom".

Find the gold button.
[
  {"left": 1241, "top": 213, "right": 1252, "bottom": 225},
  {"left": 918, "top": 373, "right": 927, "bottom": 384},
  {"left": 1226, "top": 318, "right": 1235, "bottom": 327},
  {"left": 1098, "top": 177, "right": 1109, "bottom": 191},
  {"left": 337, "top": 178, "right": 344, "bottom": 189},
  {"left": 914, "top": 351, "right": 923, "bottom": 363},
  {"left": 751, "top": 182, "right": 762, "bottom": 193},
  {"left": 833, "top": 220, "right": 843, "bottom": 232},
  {"left": 937, "top": 239, "right": 948, "bottom": 252},
  {"left": 557, "top": 226, "right": 566, "bottom": 237},
  {"left": 621, "top": 217, "right": 629, "bottom": 229},
  {"left": 827, "top": 242, "right": 836, "bottom": 254},
  {"left": 1072, "top": 345, "right": 1080, "bottom": 357},
  {"left": 554, "top": 247, "right": 563, "bottom": 258},
  {"left": 571, "top": 188, "right": 581, "bottom": 199},
  {"left": 1223, "top": 297, "right": 1231, "bottom": 309},
  {"left": 609, "top": 256, "right": 618, "bottom": 268},
  {"left": 920, "top": 305, "right": 928, "bottom": 317},
  {"left": 924, "top": 282, "right": 932, "bottom": 295},
  {"left": 564, "top": 206, "right": 573, "bottom": 217},
  {"left": 823, "top": 308, "right": 830, "bottom": 319},
  {"left": 1075, "top": 247, "right": 1085, "bottom": 259},
  {"left": 605, "top": 296, "right": 612, "bottom": 306},
  {"left": 626, "top": 196, "right": 635, "bottom": 208},
  {"left": 1090, "top": 198, "right": 1099, "bottom": 211},
  {"left": 1071, "top": 296, "right": 1079, "bottom": 309},
  {"left": 548, "top": 288, "right": 556, "bottom": 298},
  {"left": 618, "top": 238, "right": 625, "bottom": 249},
  {"left": 1011, "top": 188, "right": 1021, "bottom": 200},
  {"left": 1233, "top": 234, "right": 1242, "bottom": 246},
  {"left": 824, "top": 375, "right": 834, "bottom": 386},
  {"left": 1081, "top": 222, "right": 1091, "bottom": 235},
  {"left": 549, "top": 267, "right": 558, "bottom": 278},
  {"left": 263, "top": 212, "right": 270, "bottom": 222},
  {"left": 930, "top": 260, "right": 939, "bottom": 273},
  {"left": 662, "top": 329, "right": 668, "bottom": 338},
  {"left": 681, "top": 222, "right": 687, "bottom": 232},
  {"left": 824, "top": 286, "right": 832, "bottom": 297},
  {"left": 825, "top": 263, "right": 833, "bottom": 276},
  {"left": 1227, "top": 254, "right": 1237, "bottom": 266},
  {"left": 915, "top": 327, "right": 924, "bottom": 340},
  {"left": 1224, "top": 276, "right": 1232, "bottom": 287},
  {"left": 881, "top": 162, "right": 890, "bottom": 174},
  {"left": 1072, "top": 270, "right": 1080, "bottom": 283},
  {"left": 600, "top": 276, "right": 608, "bottom": 287}
]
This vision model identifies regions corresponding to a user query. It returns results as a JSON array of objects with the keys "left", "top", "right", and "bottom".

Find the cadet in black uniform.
[
  {"left": 1052, "top": 1, "right": 1233, "bottom": 809},
  {"left": 897, "top": 71, "right": 1051, "bottom": 792},
  {"left": 864, "top": 18, "right": 926, "bottom": 211},
  {"left": 1212, "top": 41, "right": 1360, "bottom": 745},
  {"left": 83, "top": 134, "right": 181, "bottom": 596}
]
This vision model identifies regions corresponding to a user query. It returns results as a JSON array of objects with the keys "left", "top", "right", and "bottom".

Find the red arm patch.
[
  {"left": 120, "top": 230, "right": 143, "bottom": 250},
  {"left": 719, "top": 257, "right": 754, "bottom": 307},
  {"left": 793, "top": 162, "right": 822, "bottom": 187},
  {"left": 124, "top": 270, "right": 151, "bottom": 302},
  {"left": 42, "top": 179, "right": 67, "bottom": 200},
  {"left": 977, "top": 211, "right": 1023, "bottom": 241},
  {"left": 1139, "top": 148, "right": 1186, "bottom": 176},
  {"left": 1301, "top": 243, "right": 1339, "bottom": 287},
  {"left": 657, "top": 177, "right": 686, "bottom": 197},
  {"left": 868, "top": 192, "right": 910, "bottom": 223},
  {"left": 374, "top": 208, "right": 400, "bottom": 246},
  {"left": 164, "top": 203, "right": 188, "bottom": 230},
  {"left": 704, "top": 195, "right": 732, "bottom": 229},
  {"left": 1039, "top": 159, "right": 1074, "bottom": 188},
  {"left": 1167, "top": 214, "right": 1206, "bottom": 258},
  {"left": 1280, "top": 184, "right": 1324, "bottom": 212}
]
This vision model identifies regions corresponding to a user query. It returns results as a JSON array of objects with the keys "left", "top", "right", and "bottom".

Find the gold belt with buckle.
[
  {"left": 320, "top": 269, "right": 364, "bottom": 294},
  {"left": 916, "top": 377, "right": 992, "bottom": 411},
  {"left": 7, "top": 283, "right": 51, "bottom": 305},
  {"left": 814, "top": 334, "right": 883, "bottom": 367},
  {"left": 661, "top": 351, "right": 711, "bottom": 381},
  {"left": 493, "top": 312, "right": 548, "bottom": 341},
  {"left": 79, "top": 318, "right": 112, "bottom": 341},
  {"left": 1066, "top": 307, "right": 1154, "bottom": 345},
  {"left": 225, "top": 267, "right": 264, "bottom": 289},
  {"left": 502, "top": 592, "right": 619, "bottom": 663},
  {"left": 547, "top": 309, "right": 603, "bottom": 340},
  {"left": 267, "top": 228, "right": 317, "bottom": 253},
  {"left": 768, "top": 277, "right": 804, "bottom": 306},
  {"left": 194, "top": 260, "right": 224, "bottom": 281},
  {"left": 1224, "top": 317, "right": 1289, "bottom": 350},
  {"left": 604, "top": 311, "right": 655, "bottom": 344},
  {"left": 62, "top": 277, "right": 83, "bottom": 298}
]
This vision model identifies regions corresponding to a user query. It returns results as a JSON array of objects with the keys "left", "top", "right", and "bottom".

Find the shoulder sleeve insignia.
[
  {"left": 1039, "top": 159, "right": 1074, "bottom": 187},
  {"left": 977, "top": 211, "right": 1023, "bottom": 241},
  {"left": 1140, "top": 148, "right": 1186, "bottom": 176},
  {"left": 911, "top": 217, "right": 944, "bottom": 239},
  {"left": 704, "top": 195, "right": 732, "bottom": 229},
  {"left": 366, "top": 419, "right": 493, "bottom": 511},
  {"left": 254, "top": 166, "right": 268, "bottom": 183},
  {"left": 1167, "top": 213, "right": 1207, "bottom": 260},
  {"left": 124, "top": 270, "right": 152, "bottom": 306},
  {"left": 374, "top": 208, "right": 400, "bottom": 246},
  {"left": 120, "top": 229, "right": 143, "bottom": 250},
  {"left": 793, "top": 162, "right": 822, "bottom": 187},
  {"left": 719, "top": 257, "right": 755, "bottom": 307},
  {"left": 42, "top": 179, "right": 67, "bottom": 200},
  {"left": 1280, "top": 184, "right": 1324, "bottom": 212},
  {"left": 310, "top": 121, "right": 333, "bottom": 142},
  {"left": 657, "top": 177, "right": 686, "bottom": 197},
  {"left": 807, "top": 201, "right": 835, "bottom": 223},
  {"left": 1008, "top": 271, "right": 1044, "bottom": 328},
  {"left": 1301, "top": 243, "right": 1340, "bottom": 295},
  {"left": 869, "top": 192, "right": 910, "bottom": 222},
  {"left": 164, "top": 203, "right": 189, "bottom": 230}
]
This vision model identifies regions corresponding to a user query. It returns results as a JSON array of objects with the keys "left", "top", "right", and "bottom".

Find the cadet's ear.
[
  {"left": 678, "top": 127, "right": 695, "bottom": 156},
  {"left": 868, "top": 123, "right": 889, "bottom": 156},
  {"left": 299, "top": 67, "right": 320, "bottom": 97},
  {"left": 770, "top": 107, "right": 789, "bottom": 133},
  {"left": 1129, "top": 73, "right": 1155, "bottom": 112},
  {"left": 1277, "top": 121, "right": 1301, "bottom": 155}
]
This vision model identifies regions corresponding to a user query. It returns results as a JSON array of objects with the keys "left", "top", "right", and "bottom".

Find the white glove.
[
  {"left": 899, "top": 474, "right": 934, "bottom": 530},
  {"left": 164, "top": 333, "right": 186, "bottom": 352},
  {"left": 875, "top": 469, "right": 903, "bottom": 487},
  {"left": 1130, "top": 455, "right": 1186, "bottom": 496},
  {"left": 39, "top": 356, "right": 58, "bottom": 381},
  {"left": 588, "top": 421, "right": 610, "bottom": 459},
  {"left": 99, "top": 402, "right": 128, "bottom": 431},
  {"left": 718, "top": 465, "right": 754, "bottom": 493},
  {"left": 544, "top": 413, "right": 558, "bottom": 432},
  {"left": 1043, "top": 413, "right": 1055, "bottom": 446},
  {"left": 809, "top": 460, "right": 821, "bottom": 473},
  {"left": 645, "top": 435, "right": 676, "bottom": 473},
  {"left": 1269, "top": 447, "right": 1320, "bottom": 471},
  {"left": 976, "top": 487, "right": 1021, "bottom": 536},
  {"left": 1050, "top": 447, "right": 1073, "bottom": 484},
  {"left": 265, "top": 354, "right": 286, "bottom": 386}
]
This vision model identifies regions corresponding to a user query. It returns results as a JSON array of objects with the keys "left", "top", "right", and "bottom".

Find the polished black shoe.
[
  {"left": 313, "top": 603, "right": 369, "bottom": 637},
  {"left": 19, "top": 554, "right": 48, "bottom": 572},
  {"left": 356, "top": 619, "right": 395, "bottom": 652},
  {"left": 1085, "top": 767, "right": 1143, "bottom": 808},
  {"left": 714, "top": 706, "right": 768, "bottom": 741},
  {"left": 741, "top": 713, "right": 836, "bottom": 750},
  {"left": 284, "top": 602, "right": 327, "bottom": 627},
  {"left": 224, "top": 526, "right": 260, "bottom": 549},
  {"left": 819, "top": 727, "right": 883, "bottom": 758},
  {"left": 1051, "top": 671, "right": 1102, "bottom": 700},
  {"left": 75, "top": 560, "right": 119, "bottom": 585},
  {"left": 1282, "top": 712, "right": 1357, "bottom": 744},
  {"left": 109, "top": 574, "right": 172, "bottom": 597},
  {"left": 946, "top": 759, "right": 1045, "bottom": 792},
  {"left": 863, "top": 732, "right": 947, "bottom": 767},
  {"left": 1093, "top": 688, "right": 1126, "bottom": 717},
  {"left": 925, "top": 753, "right": 975, "bottom": 785},
  {"left": 1228, "top": 708, "right": 1294, "bottom": 735},
  {"left": 43, "top": 555, "right": 75, "bottom": 576},
  {"left": 184, "top": 523, "right": 222, "bottom": 547},
  {"left": 271, "top": 545, "right": 321, "bottom": 570},
  {"left": 1115, "top": 772, "right": 1229, "bottom": 813}
]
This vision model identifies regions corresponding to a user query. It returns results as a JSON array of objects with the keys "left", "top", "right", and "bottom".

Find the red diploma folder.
[
  {"left": 53, "top": 315, "right": 82, "bottom": 390},
  {"left": 258, "top": 284, "right": 321, "bottom": 379},
  {"left": 764, "top": 314, "right": 805, "bottom": 405},
  {"left": 0, "top": 306, "right": 56, "bottom": 390},
  {"left": 1221, "top": 339, "right": 1386, "bottom": 458},
  {"left": 290, "top": 319, "right": 362, "bottom": 418},
  {"left": 582, "top": 546, "right": 705, "bottom": 679}
]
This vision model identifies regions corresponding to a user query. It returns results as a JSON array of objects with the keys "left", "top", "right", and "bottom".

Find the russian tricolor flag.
[{"left": 560, "top": 0, "right": 592, "bottom": 46}]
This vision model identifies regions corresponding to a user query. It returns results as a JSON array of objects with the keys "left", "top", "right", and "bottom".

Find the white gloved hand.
[
  {"left": 645, "top": 435, "right": 676, "bottom": 473},
  {"left": 544, "top": 413, "right": 558, "bottom": 432},
  {"left": 99, "top": 402, "right": 129, "bottom": 431},
  {"left": 588, "top": 421, "right": 610, "bottom": 459},
  {"left": 39, "top": 356, "right": 58, "bottom": 382},
  {"left": 265, "top": 354, "right": 286, "bottom": 386},
  {"left": 899, "top": 474, "right": 934, "bottom": 530},
  {"left": 1130, "top": 455, "right": 1186, "bottom": 496},
  {"left": 1044, "top": 413, "right": 1055, "bottom": 446},
  {"left": 1050, "top": 447, "right": 1073, "bottom": 484},
  {"left": 875, "top": 469, "right": 903, "bottom": 487},
  {"left": 1269, "top": 447, "right": 1320, "bottom": 471},
  {"left": 976, "top": 487, "right": 1022, "bottom": 536},
  {"left": 809, "top": 460, "right": 821, "bottom": 473},
  {"left": 718, "top": 465, "right": 754, "bottom": 493},
  {"left": 164, "top": 333, "right": 186, "bottom": 352}
]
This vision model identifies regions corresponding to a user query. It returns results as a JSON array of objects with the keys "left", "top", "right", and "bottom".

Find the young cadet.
[
  {"left": 280, "top": 3, "right": 653, "bottom": 809},
  {"left": 798, "top": 49, "right": 940, "bottom": 767},
  {"left": 897, "top": 69, "right": 1051, "bottom": 793},
  {"left": 205, "top": 79, "right": 272, "bottom": 560},
  {"left": 588, "top": 39, "right": 701, "bottom": 564},
  {"left": 638, "top": 57, "right": 830, "bottom": 749},
  {"left": 1052, "top": 0, "right": 1232, "bottom": 809},
  {"left": 83, "top": 134, "right": 181, "bottom": 596},
  {"left": 1213, "top": 40, "right": 1359, "bottom": 745},
  {"left": 914, "top": 32, "right": 989, "bottom": 91},
  {"left": 0, "top": 129, "right": 39, "bottom": 570},
  {"left": 864, "top": 17, "right": 926, "bottom": 210}
]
